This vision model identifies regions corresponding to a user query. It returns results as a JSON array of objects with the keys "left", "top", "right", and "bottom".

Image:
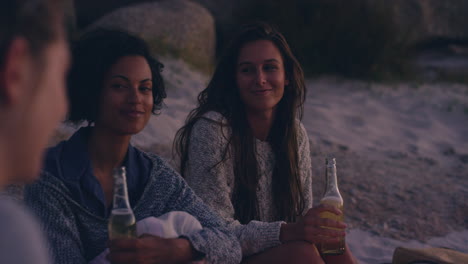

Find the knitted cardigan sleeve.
[
  {"left": 158, "top": 160, "right": 242, "bottom": 264},
  {"left": 184, "top": 112, "right": 283, "bottom": 257},
  {"left": 24, "top": 172, "right": 86, "bottom": 264}
]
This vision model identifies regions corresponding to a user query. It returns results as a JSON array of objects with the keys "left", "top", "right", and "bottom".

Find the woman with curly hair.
[{"left": 24, "top": 29, "right": 241, "bottom": 264}]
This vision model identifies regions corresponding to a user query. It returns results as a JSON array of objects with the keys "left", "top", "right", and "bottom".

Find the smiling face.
[
  {"left": 96, "top": 55, "right": 153, "bottom": 135},
  {"left": 236, "top": 40, "right": 288, "bottom": 115}
]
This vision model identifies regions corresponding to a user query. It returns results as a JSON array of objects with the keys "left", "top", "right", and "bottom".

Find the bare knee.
[
  {"left": 285, "top": 242, "right": 324, "bottom": 264},
  {"left": 243, "top": 241, "right": 324, "bottom": 264}
]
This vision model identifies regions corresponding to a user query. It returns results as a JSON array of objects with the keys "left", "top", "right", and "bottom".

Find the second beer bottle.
[
  {"left": 319, "top": 156, "right": 345, "bottom": 255},
  {"left": 108, "top": 166, "right": 137, "bottom": 239}
]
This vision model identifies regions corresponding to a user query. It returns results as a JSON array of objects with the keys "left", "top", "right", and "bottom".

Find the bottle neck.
[
  {"left": 325, "top": 164, "right": 340, "bottom": 196},
  {"left": 112, "top": 167, "right": 132, "bottom": 210},
  {"left": 322, "top": 159, "right": 343, "bottom": 204}
]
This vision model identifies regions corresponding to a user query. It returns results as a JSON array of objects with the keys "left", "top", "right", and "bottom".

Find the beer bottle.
[
  {"left": 108, "top": 167, "right": 137, "bottom": 239},
  {"left": 319, "top": 156, "right": 345, "bottom": 255}
]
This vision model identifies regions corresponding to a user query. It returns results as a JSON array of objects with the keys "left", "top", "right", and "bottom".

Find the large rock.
[
  {"left": 196, "top": 0, "right": 468, "bottom": 47},
  {"left": 74, "top": 0, "right": 468, "bottom": 47},
  {"left": 74, "top": 0, "right": 134, "bottom": 28},
  {"left": 86, "top": 0, "right": 215, "bottom": 72},
  {"left": 74, "top": 0, "right": 237, "bottom": 57},
  {"left": 383, "top": 0, "right": 468, "bottom": 45},
  {"left": 62, "top": 0, "right": 77, "bottom": 32},
  {"left": 74, "top": 0, "right": 235, "bottom": 32}
]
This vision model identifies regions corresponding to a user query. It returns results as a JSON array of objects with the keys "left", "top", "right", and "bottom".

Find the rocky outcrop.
[
  {"left": 198, "top": 0, "right": 468, "bottom": 48},
  {"left": 61, "top": 0, "right": 76, "bottom": 31},
  {"left": 74, "top": 0, "right": 235, "bottom": 32},
  {"left": 369, "top": 0, "right": 468, "bottom": 46},
  {"left": 74, "top": 0, "right": 468, "bottom": 46},
  {"left": 72, "top": 0, "right": 468, "bottom": 79},
  {"left": 86, "top": 0, "right": 215, "bottom": 72}
]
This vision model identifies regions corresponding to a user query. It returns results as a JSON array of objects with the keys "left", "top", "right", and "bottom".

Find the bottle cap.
[
  {"left": 113, "top": 166, "right": 126, "bottom": 178},
  {"left": 325, "top": 154, "right": 336, "bottom": 165}
]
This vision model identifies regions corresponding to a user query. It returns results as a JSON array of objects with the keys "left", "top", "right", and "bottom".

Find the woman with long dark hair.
[{"left": 175, "top": 22, "right": 356, "bottom": 263}]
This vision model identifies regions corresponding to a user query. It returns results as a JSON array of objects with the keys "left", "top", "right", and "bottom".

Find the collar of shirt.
[{"left": 43, "top": 126, "right": 152, "bottom": 218}]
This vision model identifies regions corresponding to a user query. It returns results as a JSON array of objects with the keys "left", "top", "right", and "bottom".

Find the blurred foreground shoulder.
[{"left": 0, "top": 197, "right": 50, "bottom": 264}]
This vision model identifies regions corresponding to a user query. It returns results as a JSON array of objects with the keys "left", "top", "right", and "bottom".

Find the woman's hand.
[
  {"left": 279, "top": 204, "right": 346, "bottom": 245},
  {"left": 107, "top": 234, "right": 195, "bottom": 264}
]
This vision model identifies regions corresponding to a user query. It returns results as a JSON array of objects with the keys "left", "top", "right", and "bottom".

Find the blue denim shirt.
[{"left": 43, "top": 127, "right": 152, "bottom": 218}]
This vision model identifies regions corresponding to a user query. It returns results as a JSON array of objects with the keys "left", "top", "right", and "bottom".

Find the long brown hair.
[{"left": 175, "top": 22, "right": 306, "bottom": 223}]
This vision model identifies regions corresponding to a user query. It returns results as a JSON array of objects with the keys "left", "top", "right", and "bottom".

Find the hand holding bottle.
[
  {"left": 319, "top": 156, "right": 346, "bottom": 255},
  {"left": 280, "top": 204, "right": 346, "bottom": 244},
  {"left": 108, "top": 167, "right": 137, "bottom": 239}
]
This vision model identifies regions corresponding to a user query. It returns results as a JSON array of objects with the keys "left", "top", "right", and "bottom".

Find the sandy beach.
[
  {"left": 55, "top": 58, "right": 468, "bottom": 263},
  {"left": 305, "top": 77, "right": 468, "bottom": 263},
  {"left": 306, "top": 77, "right": 468, "bottom": 237}
]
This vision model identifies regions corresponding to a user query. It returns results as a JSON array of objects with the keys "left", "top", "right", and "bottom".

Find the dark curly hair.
[{"left": 67, "top": 28, "right": 166, "bottom": 124}]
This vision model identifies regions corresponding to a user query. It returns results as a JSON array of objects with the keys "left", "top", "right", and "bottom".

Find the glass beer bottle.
[
  {"left": 108, "top": 167, "right": 137, "bottom": 239},
  {"left": 319, "top": 156, "right": 345, "bottom": 255}
]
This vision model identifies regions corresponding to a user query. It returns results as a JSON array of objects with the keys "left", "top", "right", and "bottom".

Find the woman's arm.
[
  {"left": 107, "top": 167, "right": 242, "bottom": 264},
  {"left": 24, "top": 173, "right": 87, "bottom": 264},
  {"left": 164, "top": 164, "right": 242, "bottom": 264},
  {"left": 184, "top": 114, "right": 284, "bottom": 257},
  {"left": 281, "top": 123, "right": 348, "bottom": 245}
]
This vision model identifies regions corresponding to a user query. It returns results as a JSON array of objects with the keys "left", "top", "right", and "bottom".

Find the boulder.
[
  {"left": 380, "top": 0, "right": 468, "bottom": 45},
  {"left": 86, "top": 0, "right": 215, "bottom": 72},
  {"left": 62, "top": 0, "right": 77, "bottom": 32},
  {"left": 74, "top": 0, "right": 468, "bottom": 48},
  {"left": 74, "top": 0, "right": 235, "bottom": 33},
  {"left": 195, "top": 0, "right": 468, "bottom": 48},
  {"left": 74, "top": 0, "right": 134, "bottom": 28}
]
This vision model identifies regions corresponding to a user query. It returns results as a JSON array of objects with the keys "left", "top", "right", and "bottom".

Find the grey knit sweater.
[
  {"left": 24, "top": 152, "right": 241, "bottom": 264},
  {"left": 184, "top": 111, "right": 313, "bottom": 257}
]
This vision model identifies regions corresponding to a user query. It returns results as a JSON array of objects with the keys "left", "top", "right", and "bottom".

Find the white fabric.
[{"left": 89, "top": 211, "right": 203, "bottom": 264}]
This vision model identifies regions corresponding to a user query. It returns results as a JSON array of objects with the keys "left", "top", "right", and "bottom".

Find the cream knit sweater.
[{"left": 184, "top": 111, "right": 313, "bottom": 257}]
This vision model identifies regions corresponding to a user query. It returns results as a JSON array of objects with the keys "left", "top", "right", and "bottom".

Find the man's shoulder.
[
  {"left": 0, "top": 197, "right": 30, "bottom": 221},
  {"left": 0, "top": 198, "right": 50, "bottom": 264}
]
